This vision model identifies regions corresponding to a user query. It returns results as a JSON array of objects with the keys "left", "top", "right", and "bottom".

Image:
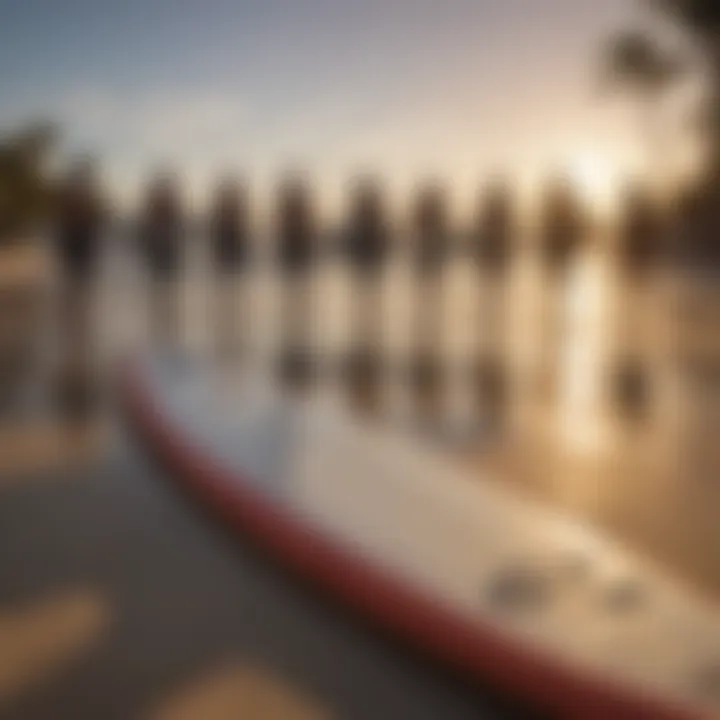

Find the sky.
[{"left": 0, "top": 0, "right": 662, "bottom": 218}]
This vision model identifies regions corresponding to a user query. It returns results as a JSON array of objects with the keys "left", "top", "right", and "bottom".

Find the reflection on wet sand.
[
  {"left": 0, "top": 421, "right": 105, "bottom": 482},
  {"left": 148, "top": 663, "right": 332, "bottom": 720},
  {"left": 468, "top": 251, "right": 720, "bottom": 600},
  {"left": 0, "top": 220, "right": 717, "bottom": 716},
  {"left": 5, "top": 230, "right": 720, "bottom": 601},
  {"left": 0, "top": 590, "right": 110, "bottom": 706}
]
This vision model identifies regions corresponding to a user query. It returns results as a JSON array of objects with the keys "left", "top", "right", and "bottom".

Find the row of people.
[
  {"left": 54, "top": 166, "right": 667, "bottom": 285},
  {"left": 50, "top": 164, "right": 663, "bottom": 415}
]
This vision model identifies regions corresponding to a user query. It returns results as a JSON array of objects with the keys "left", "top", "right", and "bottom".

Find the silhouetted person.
[
  {"left": 410, "top": 182, "right": 449, "bottom": 416},
  {"left": 343, "top": 177, "right": 390, "bottom": 410},
  {"left": 277, "top": 176, "right": 315, "bottom": 274},
  {"left": 346, "top": 177, "right": 390, "bottom": 275},
  {"left": 55, "top": 161, "right": 104, "bottom": 283},
  {"left": 472, "top": 179, "right": 515, "bottom": 272},
  {"left": 139, "top": 173, "right": 183, "bottom": 348},
  {"left": 209, "top": 176, "right": 250, "bottom": 356},
  {"left": 276, "top": 176, "right": 316, "bottom": 387},
  {"left": 618, "top": 184, "right": 664, "bottom": 275},
  {"left": 414, "top": 181, "right": 448, "bottom": 276},
  {"left": 532, "top": 176, "right": 587, "bottom": 404},
  {"left": 54, "top": 159, "right": 105, "bottom": 418},
  {"left": 471, "top": 180, "right": 516, "bottom": 428},
  {"left": 674, "top": 182, "right": 720, "bottom": 268},
  {"left": 612, "top": 355, "right": 650, "bottom": 421},
  {"left": 610, "top": 184, "right": 663, "bottom": 422},
  {"left": 538, "top": 175, "right": 586, "bottom": 275}
]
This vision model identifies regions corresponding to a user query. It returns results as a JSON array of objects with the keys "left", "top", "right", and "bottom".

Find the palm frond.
[
  {"left": 648, "top": 0, "right": 720, "bottom": 36},
  {"left": 602, "top": 30, "right": 684, "bottom": 95}
]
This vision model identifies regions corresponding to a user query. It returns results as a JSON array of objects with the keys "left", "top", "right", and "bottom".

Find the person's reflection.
[
  {"left": 138, "top": 173, "right": 184, "bottom": 349},
  {"left": 411, "top": 181, "right": 449, "bottom": 418},
  {"left": 276, "top": 175, "right": 316, "bottom": 387},
  {"left": 535, "top": 175, "right": 587, "bottom": 402},
  {"left": 209, "top": 176, "right": 250, "bottom": 358},
  {"left": 471, "top": 180, "right": 515, "bottom": 428},
  {"left": 611, "top": 184, "right": 664, "bottom": 421},
  {"left": 54, "top": 158, "right": 105, "bottom": 418},
  {"left": 344, "top": 177, "right": 390, "bottom": 411}
]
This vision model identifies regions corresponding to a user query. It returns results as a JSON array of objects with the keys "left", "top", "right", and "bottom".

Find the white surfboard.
[{"left": 121, "top": 354, "right": 720, "bottom": 720}]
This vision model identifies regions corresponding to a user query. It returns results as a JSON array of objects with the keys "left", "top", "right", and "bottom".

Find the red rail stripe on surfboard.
[{"left": 120, "top": 360, "right": 699, "bottom": 720}]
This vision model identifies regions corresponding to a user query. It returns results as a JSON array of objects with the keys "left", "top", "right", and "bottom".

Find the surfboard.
[{"left": 121, "top": 354, "right": 720, "bottom": 719}]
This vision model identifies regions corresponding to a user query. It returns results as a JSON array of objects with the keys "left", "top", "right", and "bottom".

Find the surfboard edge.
[{"left": 119, "top": 358, "right": 700, "bottom": 720}]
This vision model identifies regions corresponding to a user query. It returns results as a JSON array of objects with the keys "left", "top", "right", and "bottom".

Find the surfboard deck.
[{"left": 121, "top": 354, "right": 720, "bottom": 719}]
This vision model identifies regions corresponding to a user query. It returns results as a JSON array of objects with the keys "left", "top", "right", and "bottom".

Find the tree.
[
  {"left": 650, "top": 0, "right": 720, "bottom": 38},
  {"left": 602, "top": 31, "right": 683, "bottom": 171},
  {"left": 603, "top": 1, "right": 720, "bottom": 178},
  {"left": 0, "top": 122, "right": 58, "bottom": 245},
  {"left": 604, "top": 30, "right": 680, "bottom": 96},
  {"left": 652, "top": 0, "right": 720, "bottom": 174},
  {"left": 601, "top": 1, "right": 720, "bottom": 264}
]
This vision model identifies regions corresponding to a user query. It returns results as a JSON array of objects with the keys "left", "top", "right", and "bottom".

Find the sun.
[{"left": 566, "top": 150, "right": 619, "bottom": 215}]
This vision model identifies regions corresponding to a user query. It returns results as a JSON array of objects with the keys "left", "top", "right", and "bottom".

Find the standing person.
[
  {"left": 53, "top": 158, "right": 105, "bottom": 418},
  {"left": 611, "top": 183, "right": 664, "bottom": 421},
  {"left": 344, "top": 177, "right": 390, "bottom": 409},
  {"left": 209, "top": 176, "right": 250, "bottom": 357},
  {"left": 535, "top": 175, "right": 587, "bottom": 402},
  {"left": 138, "top": 173, "right": 184, "bottom": 350},
  {"left": 617, "top": 183, "right": 663, "bottom": 277},
  {"left": 471, "top": 180, "right": 516, "bottom": 429},
  {"left": 411, "top": 181, "right": 449, "bottom": 417},
  {"left": 538, "top": 174, "right": 586, "bottom": 276},
  {"left": 472, "top": 179, "right": 514, "bottom": 272},
  {"left": 276, "top": 175, "right": 316, "bottom": 387}
]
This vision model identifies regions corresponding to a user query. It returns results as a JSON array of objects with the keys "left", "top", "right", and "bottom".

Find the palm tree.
[
  {"left": 602, "top": 1, "right": 720, "bottom": 263},
  {"left": 602, "top": 31, "right": 682, "bottom": 170},
  {"left": 656, "top": 0, "right": 720, "bottom": 171},
  {"left": 602, "top": 0, "right": 720, "bottom": 179},
  {"left": 651, "top": 0, "right": 720, "bottom": 43},
  {"left": 604, "top": 30, "right": 680, "bottom": 95}
]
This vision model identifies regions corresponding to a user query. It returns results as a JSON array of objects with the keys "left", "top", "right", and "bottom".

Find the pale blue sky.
[{"left": 0, "top": 0, "right": 647, "bottom": 215}]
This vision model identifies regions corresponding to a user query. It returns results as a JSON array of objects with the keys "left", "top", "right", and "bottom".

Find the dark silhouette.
[
  {"left": 617, "top": 183, "right": 665, "bottom": 274},
  {"left": 472, "top": 357, "right": 508, "bottom": 431},
  {"left": 343, "top": 177, "right": 390, "bottom": 410},
  {"left": 55, "top": 159, "right": 105, "bottom": 285},
  {"left": 538, "top": 175, "right": 586, "bottom": 274},
  {"left": 602, "top": 31, "right": 681, "bottom": 165},
  {"left": 413, "top": 181, "right": 449, "bottom": 275},
  {"left": 345, "top": 177, "right": 391, "bottom": 274},
  {"left": 471, "top": 180, "right": 515, "bottom": 429},
  {"left": 210, "top": 176, "right": 250, "bottom": 274},
  {"left": 611, "top": 355, "right": 651, "bottom": 421},
  {"left": 0, "top": 122, "right": 57, "bottom": 246},
  {"left": 410, "top": 182, "right": 449, "bottom": 417},
  {"left": 472, "top": 179, "right": 515, "bottom": 271},
  {"left": 277, "top": 175, "right": 315, "bottom": 275},
  {"left": 209, "top": 176, "right": 250, "bottom": 356},
  {"left": 602, "top": 0, "right": 720, "bottom": 265},
  {"left": 275, "top": 176, "right": 317, "bottom": 387},
  {"left": 53, "top": 159, "right": 106, "bottom": 418},
  {"left": 138, "top": 173, "right": 184, "bottom": 345},
  {"left": 673, "top": 180, "right": 720, "bottom": 267}
]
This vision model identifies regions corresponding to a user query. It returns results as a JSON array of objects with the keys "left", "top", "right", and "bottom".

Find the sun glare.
[{"left": 566, "top": 151, "right": 619, "bottom": 216}]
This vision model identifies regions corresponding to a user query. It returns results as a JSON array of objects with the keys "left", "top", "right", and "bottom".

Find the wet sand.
[
  {"left": 0, "top": 419, "right": 530, "bottom": 720},
  {"left": 0, "top": 234, "right": 717, "bottom": 717}
]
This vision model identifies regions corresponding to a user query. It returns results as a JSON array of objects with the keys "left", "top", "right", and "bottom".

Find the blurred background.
[{"left": 0, "top": 1, "right": 719, "bottom": 718}]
